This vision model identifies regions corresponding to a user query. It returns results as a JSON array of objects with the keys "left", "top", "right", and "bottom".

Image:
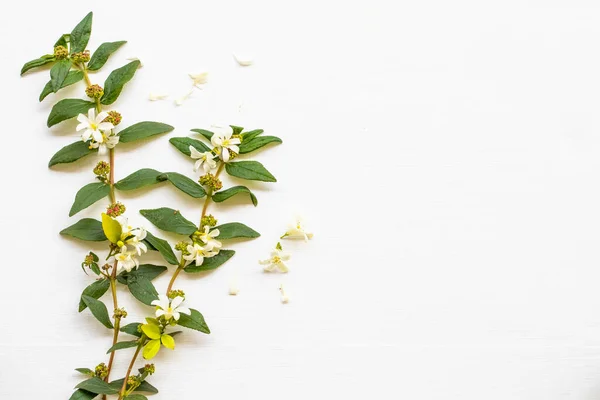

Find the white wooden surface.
[{"left": 3, "top": 1, "right": 600, "bottom": 399}]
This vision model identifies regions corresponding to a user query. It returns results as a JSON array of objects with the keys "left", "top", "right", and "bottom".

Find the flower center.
[
  {"left": 90, "top": 123, "right": 98, "bottom": 130},
  {"left": 273, "top": 256, "right": 281, "bottom": 263},
  {"left": 222, "top": 139, "right": 230, "bottom": 146}
]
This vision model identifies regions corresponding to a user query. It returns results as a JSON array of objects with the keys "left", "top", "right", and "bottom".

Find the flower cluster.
[
  {"left": 76, "top": 108, "right": 119, "bottom": 154},
  {"left": 183, "top": 226, "right": 222, "bottom": 266}
]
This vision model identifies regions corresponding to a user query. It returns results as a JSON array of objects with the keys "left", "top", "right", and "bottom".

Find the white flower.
[
  {"left": 151, "top": 295, "right": 190, "bottom": 321},
  {"left": 196, "top": 225, "right": 222, "bottom": 249},
  {"left": 189, "top": 146, "right": 217, "bottom": 173},
  {"left": 115, "top": 248, "right": 139, "bottom": 273},
  {"left": 90, "top": 132, "right": 120, "bottom": 155},
  {"left": 116, "top": 217, "right": 148, "bottom": 256},
  {"left": 211, "top": 125, "right": 241, "bottom": 162},
  {"left": 76, "top": 108, "right": 114, "bottom": 143},
  {"left": 281, "top": 218, "right": 313, "bottom": 241},
  {"left": 189, "top": 72, "right": 208, "bottom": 87},
  {"left": 149, "top": 92, "right": 168, "bottom": 101},
  {"left": 233, "top": 53, "right": 253, "bottom": 66},
  {"left": 260, "top": 247, "right": 291, "bottom": 273},
  {"left": 279, "top": 284, "right": 290, "bottom": 304},
  {"left": 183, "top": 243, "right": 217, "bottom": 266}
]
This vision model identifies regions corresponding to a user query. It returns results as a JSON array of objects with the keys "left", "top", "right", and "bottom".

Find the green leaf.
[
  {"left": 50, "top": 59, "right": 71, "bottom": 92},
  {"left": 81, "top": 295, "right": 113, "bottom": 329},
  {"left": 159, "top": 172, "right": 206, "bottom": 198},
  {"left": 60, "top": 218, "right": 107, "bottom": 241},
  {"left": 115, "top": 168, "right": 164, "bottom": 191},
  {"left": 212, "top": 186, "right": 257, "bottom": 206},
  {"left": 106, "top": 340, "right": 139, "bottom": 354},
  {"left": 143, "top": 232, "right": 178, "bottom": 265},
  {"left": 127, "top": 275, "right": 159, "bottom": 306},
  {"left": 141, "top": 324, "right": 161, "bottom": 340},
  {"left": 78, "top": 278, "right": 110, "bottom": 312},
  {"left": 109, "top": 379, "right": 158, "bottom": 394},
  {"left": 117, "top": 264, "right": 168, "bottom": 285},
  {"left": 87, "top": 41, "right": 127, "bottom": 71},
  {"left": 169, "top": 137, "right": 212, "bottom": 156},
  {"left": 160, "top": 334, "right": 175, "bottom": 350},
  {"left": 68, "top": 389, "right": 96, "bottom": 400},
  {"left": 230, "top": 125, "right": 244, "bottom": 135},
  {"left": 47, "top": 98, "right": 95, "bottom": 127},
  {"left": 184, "top": 249, "right": 235, "bottom": 273},
  {"left": 240, "top": 129, "right": 264, "bottom": 141},
  {"left": 55, "top": 34, "right": 70, "bottom": 47},
  {"left": 39, "top": 70, "right": 84, "bottom": 101},
  {"left": 69, "top": 182, "right": 110, "bottom": 216},
  {"left": 101, "top": 213, "right": 122, "bottom": 243},
  {"left": 101, "top": 60, "right": 140, "bottom": 105},
  {"left": 190, "top": 128, "right": 214, "bottom": 141},
  {"left": 140, "top": 208, "right": 197, "bottom": 235},
  {"left": 120, "top": 322, "right": 142, "bottom": 337},
  {"left": 48, "top": 140, "right": 96, "bottom": 167},
  {"left": 118, "top": 122, "right": 174, "bottom": 143},
  {"left": 214, "top": 222, "right": 260, "bottom": 239},
  {"left": 143, "top": 339, "right": 161, "bottom": 359},
  {"left": 238, "top": 136, "right": 282, "bottom": 154},
  {"left": 75, "top": 368, "right": 93, "bottom": 375},
  {"left": 20, "top": 55, "right": 54, "bottom": 75},
  {"left": 225, "top": 161, "right": 277, "bottom": 182},
  {"left": 70, "top": 12, "right": 93, "bottom": 54},
  {"left": 76, "top": 377, "right": 118, "bottom": 395},
  {"left": 177, "top": 308, "right": 210, "bottom": 334},
  {"left": 124, "top": 395, "right": 148, "bottom": 400}
]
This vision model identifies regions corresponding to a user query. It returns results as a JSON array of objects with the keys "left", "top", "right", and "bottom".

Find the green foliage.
[
  {"left": 212, "top": 186, "right": 257, "bottom": 206},
  {"left": 225, "top": 160, "right": 277, "bottom": 182},
  {"left": 214, "top": 222, "right": 260, "bottom": 239},
  {"left": 238, "top": 135, "right": 282, "bottom": 154},
  {"left": 87, "top": 41, "right": 127, "bottom": 71},
  {"left": 101, "top": 60, "right": 140, "bottom": 105},
  {"left": 81, "top": 295, "right": 113, "bottom": 329},
  {"left": 177, "top": 309, "right": 210, "bottom": 334},
  {"left": 68, "top": 389, "right": 96, "bottom": 400},
  {"left": 115, "top": 168, "right": 165, "bottom": 191},
  {"left": 240, "top": 129, "right": 264, "bottom": 141},
  {"left": 101, "top": 213, "right": 122, "bottom": 244},
  {"left": 190, "top": 128, "right": 214, "bottom": 141},
  {"left": 109, "top": 379, "right": 158, "bottom": 394},
  {"left": 50, "top": 59, "right": 71, "bottom": 92},
  {"left": 159, "top": 172, "right": 207, "bottom": 198},
  {"left": 143, "top": 232, "right": 178, "bottom": 265},
  {"left": 126, "top": 275, "right": 159, "bottom": 305},
  {"left": 117, "top": 264, "right": 167, "bottom": 285},
  {"left": 124, "top": 395, "right": 148, "bottom": 400},
  {"left": 21, "top": 55, "right": 54, "bottom": 75},
  {"left": 120, "top": 323, "right": 142, "bottom": 337},
  {"left": 106, "top": 340, "right": 139, "bottom": 354},
  {"left": 184, "top": 250, "right": 235, "bottom": 273},
  {"left": 140, "top": 208, "right": 197, "bottom": 235},
  {"left": 60, "top": 218, "right": 107, "bottom": 241},
  {"left": 48, "top": 140, "right": 96, "bottom": 167},
  {"left": 70, "top": 182, "right": 110, "bottom": 216},
  {"left": 78, "top": 279, "right": 110, "bottom": 312},
  {"left": 47, "top": 99, "right": 95, "bottom": 127},
  {"left": 118, "top": 121, "right": 174, "bottom": 143},
  {"left": 169, "top": 137, "right": 212, "bottom": 156},
  {"left": 40, "top": 70, "right": 83, "bottom": 101},
  {"left": 70, "top": 12, "right": 93, "bottom": 54}
]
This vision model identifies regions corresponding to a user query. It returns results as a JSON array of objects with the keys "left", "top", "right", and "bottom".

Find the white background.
[{"left": 2, "top": 1, "right": 600, "bottom": 399}]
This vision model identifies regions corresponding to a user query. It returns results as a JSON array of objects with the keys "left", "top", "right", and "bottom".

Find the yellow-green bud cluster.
[
  {"left": 71, "top": 50, "right": 90, "bottom": 63},
  {"left": 199, "top": 173, "right": 222, "bottom": 191},
  {"left": 167, "top": 289, "right": 185, "bottom": 299},
  {"left": 83, "top": 253, "right": 95, "bottom": 266},
  {"left": 232, "top": 134, "right": 243, "bottom": 142},
  {"left": 113, "top": 308, "right": 128, "bottom": 319},
  {"left": 143, "top": 364, "right": 155, "bottom": 375},
  {"left": 85, "top": 84, "right": 104, "bottom": 99},
  {"left": 53, "top": 45, "right": 69, "bottom": 60},
  {"left": 95, "top": 363, "right": 108, "bottom": 378},
  {"left": 200, "top": 214, "right": 218, "bottom": 228},
  {"left": 106, "top": 110, "right": 122, "bottom": 126},
  {"left": 106, "top": 202, "right": 126, "bottom": 217},
  {"left": 93, "top": 161, "right": 110, "bottom": 178},
  {"left": 127, "top": 376, "right": 141, "bottom": 388},
  {"left": 191, "top": 230, "right": 203, "bottom": 244},
  {"left": 102, "top": 263, "right": 111, "bottom": 271},
  {"left": 175, "top": 241, "right": 190, "bottom": 255}
]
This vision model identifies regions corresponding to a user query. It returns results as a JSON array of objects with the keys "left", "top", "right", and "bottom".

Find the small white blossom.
[
  {"left": 89, "top": 132, "right": 119, "bottom": 155},
  {"left": 151, "top": 295, "right": 190, "bottom": 321},
  {"left": 233, "top": 53, "right": 253, "bottom": 66},
  {"left": 189, "top": 146, "right": 217, "bottom": 173},
  {"left": 149, "top": 92, "right": 168, "bottom": 101},
  {"left": 116, "top": 217, "right": 148, "bottom": 256},
  {"left": 260, "top": 247, "right": 291, "bottom": 273},
  {"left": 211, "top": 125, "right": 240, "bottom": 162},
  {"left": 281, "top": 218, "right": 313, "bottom": 241},
  {"left": 196, "top": 225, "right": 222, "bottom": 249},
  {"left": 115, "top": 248, "right": 139, "bottom": 273},
  {"left": 183, "top": 243, "right": 218, "bottom": 266},
  {"left": 76, "top": 109, "right": 114, "bottom": 143},
  {"left": 189, "top": 72, "right": 208, "bottom": 87}
]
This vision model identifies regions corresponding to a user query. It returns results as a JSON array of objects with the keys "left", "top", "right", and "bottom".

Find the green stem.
[{"left": 118, "top": 340, "right": 144, "bottom": 399}]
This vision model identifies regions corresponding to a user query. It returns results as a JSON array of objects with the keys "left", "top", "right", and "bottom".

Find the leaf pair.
[{"left": 114, "top": 168, "right": 206, "bottom": 198}]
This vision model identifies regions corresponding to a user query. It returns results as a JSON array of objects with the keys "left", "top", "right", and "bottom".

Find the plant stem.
[
  {"left": 104, "top": 261, "right": 120, "bottom": 382},
  {"left": 109, "top": 148, "right": 116, "bottom": 203},
  {"left": 119, "top": 341, "right": 144, "bottom": 399},
  {"left": 199, "top": 162, "right": 224, "bottom": 228}
]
